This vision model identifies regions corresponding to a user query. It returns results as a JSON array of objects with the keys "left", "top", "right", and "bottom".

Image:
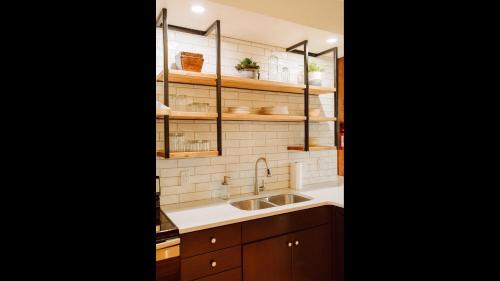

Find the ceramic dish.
[
  {"left": 228, "top": 106, "right": 250, "bottom": 114},
  {"left": 261, "top": 105, "right": 289, "bottom": 115}
]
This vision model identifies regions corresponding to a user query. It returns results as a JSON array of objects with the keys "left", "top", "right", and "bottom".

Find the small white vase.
[
  {"left": 308, "top": 71, "right": 322, "bottom": 86},
  {"left": 238, "top": 69, "right": 258, "bottom": 79}
]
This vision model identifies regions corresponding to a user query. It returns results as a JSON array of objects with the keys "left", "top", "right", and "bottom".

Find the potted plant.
[
  {"left": 235, "top": 58, "right": 260, "bottom": 79},
  {"left": 308, "top": 62, "right": 325, "bottom": 86}
]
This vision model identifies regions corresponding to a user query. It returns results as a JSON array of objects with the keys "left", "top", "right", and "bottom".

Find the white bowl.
[
  {"left": 228, "top": 106, "right": 250, "bottom": 114},
  {"left": 261, "top": 105, "right": 289, "bottom": 115}
]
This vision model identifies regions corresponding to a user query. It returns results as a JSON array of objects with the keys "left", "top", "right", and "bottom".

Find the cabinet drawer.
[
  {"left": 181, "top": 246, "right": 241, "bottom": 281},
  {"left": 181, "top": 223, "right": 241, "bottom": 258},
  {"left": 242, "top": 206, "right": 331, "bottom": 243},
  {"left": 194, "top": 268, "right": 241, "bottom": 281}
]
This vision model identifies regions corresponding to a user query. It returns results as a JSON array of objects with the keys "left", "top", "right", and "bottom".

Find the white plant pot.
[
  {"left": 308, "top": 71, "right": 322, "bottom": 86},
  {"left": 238, "top": 69, "right": 258, "bottom": 79}
]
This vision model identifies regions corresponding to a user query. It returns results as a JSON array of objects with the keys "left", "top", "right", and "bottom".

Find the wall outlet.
[{"left": 180, "top": 170, "right": 190, "bottom": 186}]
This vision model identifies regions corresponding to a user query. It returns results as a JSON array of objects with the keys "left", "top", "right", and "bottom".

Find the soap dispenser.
[{"left": 219, "top": 176, "right": 231, "bottom": 200}]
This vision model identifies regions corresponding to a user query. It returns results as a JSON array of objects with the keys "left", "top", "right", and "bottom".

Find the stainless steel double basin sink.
[{"left": 230, "top": 193, "right": 311, "bottom": 211}]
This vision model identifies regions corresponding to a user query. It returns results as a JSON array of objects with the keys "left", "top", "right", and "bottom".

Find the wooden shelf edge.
[
  {"left": 223, "top": 113, "right": 306, "bottom": 122},
  {"left": 287, "top": 145, "right": 337, "bottom": 151},
  {"left": 309, "top": 116, "right": 337, "bottom": 122},
  {"left": 156, "top": 70, "right": 335, "bottom": 95},
  {"left": 158, "top": 112, "right": 308, "bottom": 122},
  {"left": 309, "top": 86, "right": 336, "bottom": 95},
  {"left": 170, "top": 111, "right": 218, "bottom": 120},
  {"left": 157, "top": 150, "right": 219, "bottom": 158}
]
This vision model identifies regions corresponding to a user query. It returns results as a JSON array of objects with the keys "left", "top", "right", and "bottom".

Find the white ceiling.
[
  {"left": 207, "top": 0, "right": 343, "bottom": 35},
  {"left": 156, "top": 0, "right": 344, "bottom": 56}
]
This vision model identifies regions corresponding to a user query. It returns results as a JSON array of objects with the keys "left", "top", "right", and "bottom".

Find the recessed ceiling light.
[
  {"left": 326, "top": 38, "right": 338, "bottom": 44},
  {"left": 191, "top": 5, "right": 205, "bottom": 14}
]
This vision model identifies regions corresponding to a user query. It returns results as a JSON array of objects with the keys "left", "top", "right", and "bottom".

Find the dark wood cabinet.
[
  {"left": 332, "top": 206, "right": 344, "bottom": 281},
  {"left": 195, "top": 268, "right": 241, "bottom": 281},
  {"left": 243, "top": 233, "right": 292, "bottom": 281},
  {"left": 176, "top": 206, "right": 343, "bottom": 281},
  {"left": 292, "top": 224, "right": 331, "bottom": 281},
  {"left": 181, "top": 246, "right": 241, "bottom": 281},
  {"left": 243, "top": 224, "right": 331, "bottom": 281}
]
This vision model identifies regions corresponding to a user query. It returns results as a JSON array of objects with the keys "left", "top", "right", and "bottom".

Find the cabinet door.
[
  {"left": 156, "top": 257, "right": 180, "bottom": 281},
  {"left": 292, "top": 224, "right": 331, "bottom": 281},
  {"left": 243, "top": 233, "right": 292, "bottom": 281},
  {"left": 335, "top": 208, "right": 344, "bottom": 281}
]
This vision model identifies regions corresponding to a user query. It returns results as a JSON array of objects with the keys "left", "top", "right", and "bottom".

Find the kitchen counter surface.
[{"left": 161, "top": 179, "right": 343, "bottom": 234}]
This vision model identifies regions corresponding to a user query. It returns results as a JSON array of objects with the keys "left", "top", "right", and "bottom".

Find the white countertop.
[{"left": 161, "top": 179, "right": 344, "bottom": 234}]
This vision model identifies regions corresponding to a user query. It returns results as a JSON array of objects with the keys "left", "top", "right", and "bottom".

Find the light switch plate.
[{"left": 180, "top": 170, "right": 190, "bottom": 186}]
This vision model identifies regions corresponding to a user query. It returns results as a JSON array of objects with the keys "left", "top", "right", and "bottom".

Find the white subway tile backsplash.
[
  {"left": 180, "top": 191, "right": 212, "bottom": 203},
  {"left": 157, "top": 31, "right": 338, "bottom": 205},
  {"left": 160, "top": 195, "right": 179, "bottom": 205}
]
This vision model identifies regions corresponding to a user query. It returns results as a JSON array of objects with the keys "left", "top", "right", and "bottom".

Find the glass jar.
[
  {"left": 268, "top": 54, "right": 279, "bottom": 81},
  {"left": 281, "top": 66, "right": 290, "bottom": 82}
]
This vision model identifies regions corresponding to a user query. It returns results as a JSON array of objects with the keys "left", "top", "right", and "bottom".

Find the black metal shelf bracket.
[
  {"left": 156, "top": 8, "right": 223, "bottom": 158},
  {"left": 215, "top": 20, "right": 222, "bottom": 156},
  {"left": 286, "top": 43, "right": 339, "bottom": 150},
  {"left": 159, "top": 8, "right": 170, "bottom": 158},
  {"left": 286, "top": 41, "right": 310, "bottom": 151}
]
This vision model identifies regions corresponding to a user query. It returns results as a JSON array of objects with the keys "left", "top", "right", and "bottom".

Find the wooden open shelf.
[
  {"left": 309, "top": 85, "right": 336, "bottom": 95},
  {"left": 287, "top": 145, "right": 337, "bottom": 151},
  {"left": 223, "top": 113, "right": 306, "bottom": 122},
  {"left": 157, "top": 150, "right": 219, "bottom": 159},
  {"left": 157, "top": 111, "right": 307, "bottom": 122},
  {"left": 309, "top": 116, "right": 337, "bottom": 122},
  {"left": 222, "top": 75, "right": 305, "bottom": 94},
  {"left": 156, "top": 70, "right": 215, "bottom": 86},
  {"left": 170, "top": 111, "right": 218, "bottom": 120},
  {"left": 156, "top": 70, "right": 335, "bottom": 95}
]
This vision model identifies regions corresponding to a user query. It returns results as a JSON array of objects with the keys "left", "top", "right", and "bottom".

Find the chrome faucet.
[{"left": 254, "top": 157, "right": 272, "bottom": 195}]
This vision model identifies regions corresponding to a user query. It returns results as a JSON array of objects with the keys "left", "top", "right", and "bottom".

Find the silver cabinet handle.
[
  {"left": 211, "top": 260, "right": 217, "bottom": 268},
  {"left": 210, "top": 237, "right": 216, "bottom": 244},
  {"left": 288, "top": 242, "right": 292, "bottom": 247},
  {"left": 295, "top": 240, "right": 299, "bottom": 246}
]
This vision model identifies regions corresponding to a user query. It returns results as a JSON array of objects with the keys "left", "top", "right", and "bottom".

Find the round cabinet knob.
[
  {"left": 288, "top": 242, "right": 292, "bottom": 247},
  {"left": 210, "top": 237, "right": 216, "bottom": 244},
  {"left": 295, "top": 240, "right": 299, "bottom": 246},
  {"left": 211, "top": 260, "right": 217, "bottom": 268}
]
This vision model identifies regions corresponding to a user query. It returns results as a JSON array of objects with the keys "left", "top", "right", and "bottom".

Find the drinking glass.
[
  {"left": 199, "top": 103, "right": 209, "bottom": 113},
  {"left": 169, "top": 94, "right": 176, "bottom": 109},
  {"left": 169, "top": 133, "right": 177, "bottom": 152},
  {"left": 202, "top": 140, "right": 210, "bottom": 151},
  {"left": 195, "top": 140, "right": 203, "bottom": 152},
  {"left": 177, "top": 133, "right": 185, "bottom": 152}
]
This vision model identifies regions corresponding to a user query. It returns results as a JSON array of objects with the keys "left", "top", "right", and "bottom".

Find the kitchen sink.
[
  {"left": 230, "top": 193, "right": 311, "bottom": 211},
  {"left": 230, "top": 198, "right": 275, "bottom": 211},
  {"left": 266, "top": 194, "right": 311, "bottom": 205}
]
